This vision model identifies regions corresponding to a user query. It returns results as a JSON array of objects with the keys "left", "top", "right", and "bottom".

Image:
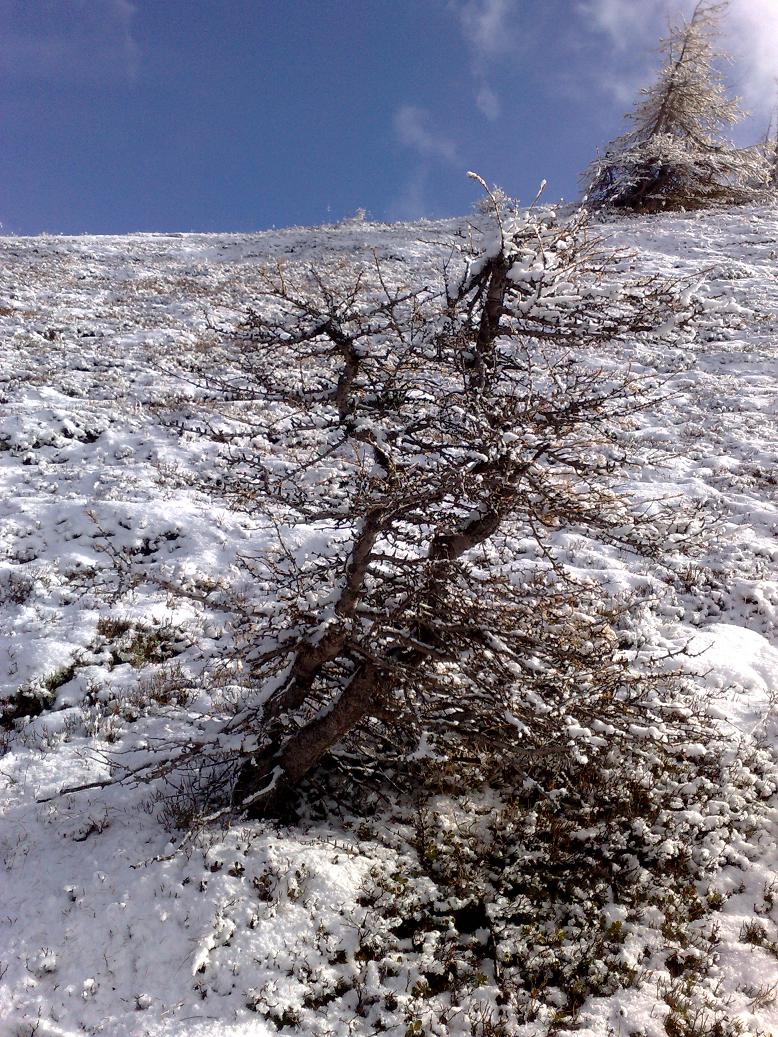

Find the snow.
[{"left": 1, "top": 205, "right": 778, "bottom": 1035}]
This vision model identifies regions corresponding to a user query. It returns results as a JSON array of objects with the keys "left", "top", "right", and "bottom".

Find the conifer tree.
[{"left": 585, "top": 0, "right": 770, "bottom": 210}]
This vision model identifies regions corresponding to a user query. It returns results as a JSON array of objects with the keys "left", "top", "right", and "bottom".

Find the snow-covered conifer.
[{"left": 584, "top": 0, "right": 770, "bottom": 210}]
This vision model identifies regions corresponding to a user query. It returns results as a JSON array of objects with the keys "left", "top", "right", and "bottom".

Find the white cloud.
[
  {"left": 389, "top": 166, "right": 431, "bottom": 221},
  {"left": 475, "top": 81, "right": 500, "bottom": 120},
  {"left": 391, "top": 106, "right": 459, "bottom": 220},
  {"left": 577, "top": 0, "right": 673, "bottom": 51},
  {"left": 1, "top": 0, "right": 139, "bottom": 83},
  {"left": 727, "top": 0, "right": 778, "bottom": 122},
  {"left": 450, "top": 0, "right": 520, "bottom": 121},
  {"left": 456, "top": 0, "right": 516, "bottom": 58},
  {"left": 574, "top": 0, "right": 679, "bottom": 106},
  {"left": 394, "top": 105, "right": 459, "bottom": 163}
]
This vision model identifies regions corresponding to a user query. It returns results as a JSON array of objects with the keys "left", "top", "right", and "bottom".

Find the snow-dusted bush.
[
  {"left": 471, "top": 182, "right": 518, "bottom": 219},
  {"left": 584, "top": 1, "right": 771, "bottom": 212},
  {"left": 179, "top": 733, "right": 775, "bottom": 1035}
]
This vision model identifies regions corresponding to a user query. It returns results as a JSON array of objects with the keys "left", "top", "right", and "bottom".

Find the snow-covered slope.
[{"left": 1, "top": 207, "right": 777, "bottom": 1037}]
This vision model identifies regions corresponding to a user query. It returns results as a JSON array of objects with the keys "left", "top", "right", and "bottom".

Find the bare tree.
[
  {"left": 47, "top": 185, "right": 707, "bottom": 824},
  {"left": 584, "top": 0, "right": 770, "bottom": 210},
  {"left": 164, "top": 183, "right": 701, "bottom": 818}
]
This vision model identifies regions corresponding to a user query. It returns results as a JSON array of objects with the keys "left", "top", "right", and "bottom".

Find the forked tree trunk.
[
  {"left": 234, "top": 499, "right": 507, "bottom": 816},
  {"left": 233, "top": 265, "right": 512, "bottom": 815}
]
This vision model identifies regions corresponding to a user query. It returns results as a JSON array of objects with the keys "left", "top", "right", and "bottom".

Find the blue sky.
[{"left": 2, "top": 0, "right": 776, "bottom": 235}]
